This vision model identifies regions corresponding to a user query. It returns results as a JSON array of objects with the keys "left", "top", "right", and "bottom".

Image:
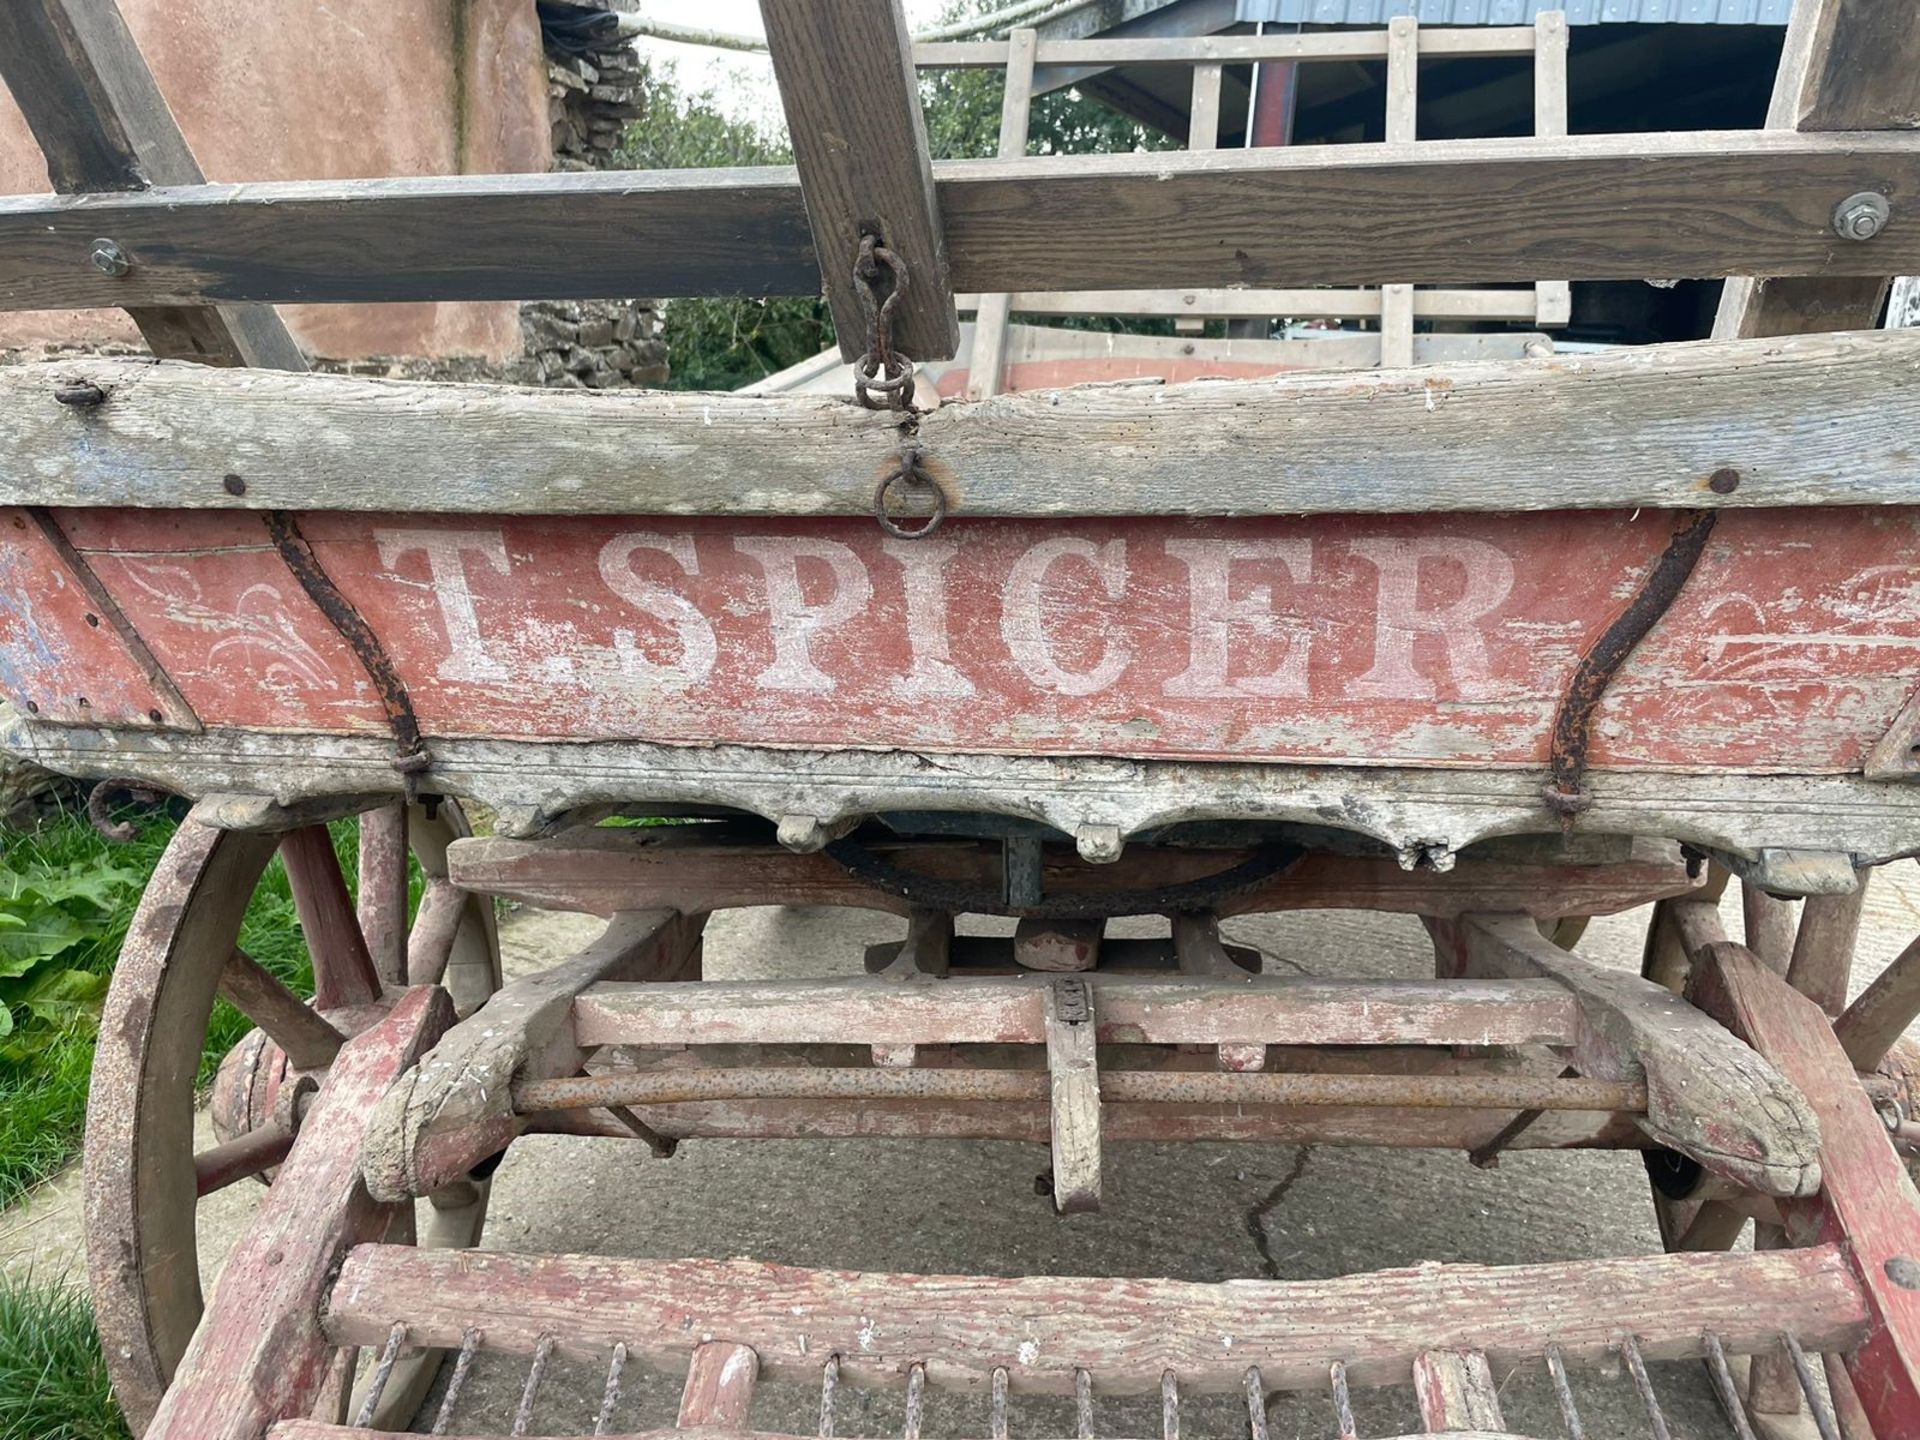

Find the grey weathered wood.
[
  {"left": 11, "top": 329, "right": 1920, "bottom": 517},
  {"left": 0, "top": 0, "right": 304, "bottom": 369},
  {"left": 0, "top": 132, "right": 1917, "bottom": 312},
  {"left": 570, "top": 974, "right": 1579, "bottom": 1052},
  {"left": 1187, "top": 62, "right": 1223, "bottom": 151},
  {"left": 912, "top": 27, "right": 1541, "bottom": 70},
  {"left": 1835, "top": 931, "right": 1920, "bottom": 1071},
  {"left": 1442, "top": 913, "right": 1822, "bottom": 1197},
  {"left": 322, "top": 1241, "right": 1869, "bottom": 1393},
  {"left": 1744, "top": 883, "right": 1801, "bottom": 974},
  {"left": 964, "top": 27, "right": 1037, "bottom": 400},
  {"left": 15, "top": 720, "right": 1920, "bottom": 873},
  {"left": 355, "top": 802, "right": 408, "bottom": 987},
  {"left": 1379, "top": 19, "right": 1419, "bottom": 369},
  {"left": 761, "top": 0, "right": 957, "bottom": 363},
  {"left": 952, "top": 288, "right": 1541, "bottom": 320},
  {"left": 1786, "top": 876, "right": 1870, "bottom": 1017},
  {"left": 360, "top": 910, "right": 701, "bottom": 1202},
  {"left": 1532, "top": 11, "right": 1573, "bottom": 328},
  {"left": 1716, "top": 0, "right": 1920, "bottom": 339},
  {"left": 1413, "top": 1350, "right": 1503, "bottom": 1432},
  {"left": 1044, "top": 978, "right": 1101, "bottom": 1213}
]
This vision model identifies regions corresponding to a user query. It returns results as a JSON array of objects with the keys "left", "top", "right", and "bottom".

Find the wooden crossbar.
[
  {"left": 0, "top": 132, "right": 1914, "bottom": 312},
  {"left": 320, "top": 1242, "right": 1868, "bottom": 1395},
  {"left": 568, "top": 975, "right": 1579, "bottom": 1051},
  {"left": 8, "top": 331, "right": 1915, "bottom": 517},
  {"left": 913, "top": 27, "right": 1542, "bottom": 69}
]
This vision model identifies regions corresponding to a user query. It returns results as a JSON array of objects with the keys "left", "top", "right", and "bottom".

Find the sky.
[{"left": 630, "top": 1, "right": 952, "bottom": 129}]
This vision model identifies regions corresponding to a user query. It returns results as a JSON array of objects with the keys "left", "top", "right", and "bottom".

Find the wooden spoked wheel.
[{"left": 84, "top": 800, "right": 499, "bottom": 1433}]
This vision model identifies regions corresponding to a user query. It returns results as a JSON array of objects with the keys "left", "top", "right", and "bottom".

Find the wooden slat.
[
  {"left": 322, "top": 1242, "right": 1869, "bottom": 1394},
  {"left": 0, "top": 0, "right": 304, "bottom": 369},
  {"left": 679, "top": 1342, "right": 759, "bottom": 1429},
  {"left": 143, "top": 987, "right": 455, "bottom": 1440},
  {"left": 761, "top": 0, "right": 956, "bottom": 363},
  {"left": 1413, "top": 1350, "right": 1503, "bottom": 1432},
  {"left": 964, "top": 27, "right": 1036, "bottom": 401},
  {"left": 570, "top": 975, "right": 1580, "bottom": 1052},
  {"left": 1531, "top": 11, "right": 1573, "bottom": 328},
  {"left": 911, "top": 28, "right": 1539, "bottom": 70},
  {"left": 13, "top": 330, "right": 1920, "bottom": 517},
  {"left": 1717, "top": 0, "right": 1920, "bottom": 339},
  {"left": 1379, "top": 18, "right": 1419, "bottom": 370},
  {"left": 0, "top": 132, "right": 1917, "bottom": 311},
  {"left": 957, "top": 288, "right": 1540, "bottom": 320},
  {"left": 1439, "top": 914, "right": 1821, "bottom": 1197},
  {"left": 1691, "top": 944, "right": 1920, "bottom": 1440},
  {"left": 1044, "top": 978, "right": 1101, "bottom": 1214}
]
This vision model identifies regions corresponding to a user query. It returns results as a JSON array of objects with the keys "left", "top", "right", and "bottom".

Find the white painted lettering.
[
  {"left": 375, "top": 528, "right": 511, "bottom": 682},
  {"left": 1348, "top": 537, "right": 1514, "bottom": 699},
  {"left": 1001, "top": 538, "right": 1132, "bottom": 696},
  {"left": 734, "top": 536, "right": 873, "bottom": 693},
  {"left": 599, "top": 532, "right": 716, "bottom": 688},
  {"left": 1164, "top": 538, "right": 1313, "bottom": 698},
  {"left": 882, "top": 538, "right": 975, "bottom": 699}
]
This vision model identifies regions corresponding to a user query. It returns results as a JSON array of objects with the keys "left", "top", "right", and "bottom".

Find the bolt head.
[
  {"left": 89, "top": 238, "right": 129, "bottom": 276},
  {"left": 1834, "top": 192, "right": 1891, "bottom": 242},
  {"left": 1887, "top": 1255, "right": 1920, "bottom": 1290}
]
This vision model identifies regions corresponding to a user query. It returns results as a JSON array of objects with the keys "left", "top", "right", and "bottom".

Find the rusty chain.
[{"left": 852, "top": 232, "right": 916, "bottom": 411}]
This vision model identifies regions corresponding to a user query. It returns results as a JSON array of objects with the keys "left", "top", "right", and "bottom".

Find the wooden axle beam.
[
  {"left": 10, "top": 331, "right": 1920, "bottom": 518},
  {"left": 320, "top": 1242, "right": 1867, "bottom": 1395},
  {"left": 0, "top": 131, "right": 1916, "bottom": 313}
]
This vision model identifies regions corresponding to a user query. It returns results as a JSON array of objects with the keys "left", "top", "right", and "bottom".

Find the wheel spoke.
[
  {"left": 357, "top": 802, "right": 411, "bottom": 987},
  {"left": 218, "top": 947, "right": 345, "bottom": 1070},
  {"left": 193, "top": 1126, "right": 294, "bottom": 1198},
  {"left": 280, "top": 824, "right": 382, "bottom": 1009},
  {"left": 406, "top": 878, "right": 466, "bottom": 988}
]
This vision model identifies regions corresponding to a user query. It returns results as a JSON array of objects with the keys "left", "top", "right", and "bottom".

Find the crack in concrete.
[{"left": 1244, "top": 1144, "right": 1313, "bottom": 1279}]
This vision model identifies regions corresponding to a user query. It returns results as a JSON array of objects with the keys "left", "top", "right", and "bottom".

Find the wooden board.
[
  {"left": 569, "top": 975, "right": 1580, "bottom": 1051},
  {"left": 761, "top": 0, "right": 956, "bottom": 363},
  {"left": 321, "top": 1242, "right": 1868, "bottom": 1394},
  {"left": 22, "top": 503, "right": 1920, "bottom": 776},
  {"left": 446, "top": 833, "right": 1697, "bottom": 923},
  {"left": 0, "top": 132, "right": 1917, "bottom": 311},
  {"left": 7, "top": 333, "right": 1920, "bottom": 517}
]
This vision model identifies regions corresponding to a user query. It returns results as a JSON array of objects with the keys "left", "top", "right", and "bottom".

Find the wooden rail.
[{"left": 0, "top": 132, "right": 1913, "bottom": 310}]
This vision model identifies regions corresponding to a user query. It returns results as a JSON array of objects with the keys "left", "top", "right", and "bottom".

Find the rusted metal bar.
[
  {"left": 1542, "top": 508, "right": 1718, "bottom": 819},
  {"left": 263, "top": 510, "right": 430, "bottom": 789},
  {"left": 513, "top": 1067, "right": 1645, "bottom": 1114},
  {"left": 192, "top": 1125, "right": 294, "bottom": 1197}
]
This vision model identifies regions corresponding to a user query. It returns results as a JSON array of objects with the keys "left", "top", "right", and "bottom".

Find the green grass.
[
  {"left": 0, "top": 1275, "right": 127, "bottom": 1440},
  {"left": 0, "top": 806, "right": 350, "bottom": 1207}
]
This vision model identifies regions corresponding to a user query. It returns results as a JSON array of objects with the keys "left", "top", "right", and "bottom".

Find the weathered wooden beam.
[
  {"left": 10, "top": 331, "right": 1920, "bottom": 517},
  {"left": 912, "top": 27, "right": 1540, "bottom": 70},
  {"left": 953, "top": 288, "right": 1543, "bottom": 321},
  {"left": 0, "top": 132, "right": 1915, "bottom": 312},
  {"left": 1716, "top": 0, "right": 1920, "bottom": 338},
  {"left": 963, "top": 26, "right": 1036, "bottom": 400},
  {"left": 360, "top": 911, "right": 702, "bottom": 1202},
  {"left": 0, "top": 0, "right": 304, "bottom": 368},
  {"left": 322, "top": 1242, "right": 1868, "bottom": 1393},
  {"left": 761, "top": 0, "right": 957, "bottom": 363},
  {"left": 1690, "top": 944, "right": 1920, "bottom": 1440},
  {"left": 1043, "top": 977, "right": 1101, "bottom": 1213},
  {"left": 569, "top": 974, "right": 1580, "bottom": 1052},
  {"left": 142, "top": 987, "right": 454, "bottom": 1440},
  {"left": 1439, "top": 913, "right": 1822, "bottom": 1197}
]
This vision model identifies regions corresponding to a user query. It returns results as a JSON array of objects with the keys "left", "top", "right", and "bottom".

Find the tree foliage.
[{"left": 626, "top": 0, "right": 1179, "bottom": 391}]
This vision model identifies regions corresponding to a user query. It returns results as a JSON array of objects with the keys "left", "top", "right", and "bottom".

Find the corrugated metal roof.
[{"left": 1235, "top": 0, "right": 1791, "bottom": 23}]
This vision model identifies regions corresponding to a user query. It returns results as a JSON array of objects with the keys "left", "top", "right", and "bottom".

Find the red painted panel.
[
  {"left": 44, "top": 506, "right": 1920, "bottom": 772},
  {"left": 0, "top": 507, "right": 175, "bottom": 728}
]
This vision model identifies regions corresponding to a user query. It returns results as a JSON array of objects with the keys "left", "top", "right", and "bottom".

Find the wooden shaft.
[
  {"left": 279, "top": 826, "right": 381, "bottom": 1010},
  {"left": 678, "top": 1342, "right": 760, "bottom": 1430},
  {"left": 1786, "top": 877, "right": 1870, "bottom": 1017},
  {"left": 217, "top": 947, "right": 345, "bottom": 1071},
  {"left": 404, "top": 878, "right": 467, "bottom": 988},
  {"left": 512, "top": 1068, "right": 1645, "bottom": 1114},
  {"left": 356, "top": 802, "right": 408, "bottom": 987},
  {"left": 1742, "top": 883, "right": 1800, "bottom": 974},
  {"left": 193, "top": 1126, "right": 294, "bottom": 1198},
  {"left": 1834, "top": 932, "right": 1920, "bottom": 1071}
]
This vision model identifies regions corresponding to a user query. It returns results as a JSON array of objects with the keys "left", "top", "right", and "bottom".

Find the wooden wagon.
[{"left": 3, "top": 1, "right": 1920, "bottom": 1437}]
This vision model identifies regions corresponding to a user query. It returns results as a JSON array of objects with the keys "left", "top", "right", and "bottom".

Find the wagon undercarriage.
[{"left": 3, "top": 0, "right": 1920, "bottom": 1436}]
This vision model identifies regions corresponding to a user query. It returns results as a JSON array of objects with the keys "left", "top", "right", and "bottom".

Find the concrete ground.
[{"left": 6, "top": 867, "right": 1919, "bottom": 1438}]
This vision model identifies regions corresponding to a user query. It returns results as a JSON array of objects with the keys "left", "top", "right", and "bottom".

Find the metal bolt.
[
  {"left": 1708, "top": 467, "right": 1741, "bottom": 495},
  {"left": 222, "top": 473, "right": 247, "bottom": 496},
  {"left": 1886, "top": 1256, "right": 1920, "bottom": 1290},
  {"left": 1833, "top": 192, "right": 1891, "bottom": 242},
  {"left": 89, "top": 238, "right": 130, "bottom": 276}
]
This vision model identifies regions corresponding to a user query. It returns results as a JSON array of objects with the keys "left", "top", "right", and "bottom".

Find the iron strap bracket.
[
  {"left": 264, "top": 510, "right": 432, "bottom": 796},
  {"left": 1543, "top": 508, "right": 1719, "bottom": 821}
]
